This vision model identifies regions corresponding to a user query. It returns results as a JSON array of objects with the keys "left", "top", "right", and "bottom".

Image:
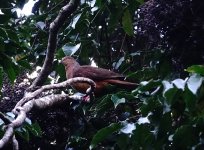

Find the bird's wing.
[{"left": 73, "top": 66, "right": 125, "bottom": 80}]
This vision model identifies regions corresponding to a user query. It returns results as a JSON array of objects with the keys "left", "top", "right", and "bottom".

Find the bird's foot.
[
  {"left": 82, "top": 92, "right": 95, "bottom": 103},
  {"left": 82, "top": 95, "right": 91, "bottom": 102}
]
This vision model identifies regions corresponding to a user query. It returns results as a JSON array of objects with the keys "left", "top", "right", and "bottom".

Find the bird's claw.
[{"left": 82, "top": 95, "right": 91, "bottom": 102}]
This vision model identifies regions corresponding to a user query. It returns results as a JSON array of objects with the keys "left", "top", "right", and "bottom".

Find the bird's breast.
[{"left": 70, "top": 81, "right": 110, "bottom": 95}]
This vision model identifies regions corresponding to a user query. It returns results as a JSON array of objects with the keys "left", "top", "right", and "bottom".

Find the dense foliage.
[
  {"left": 136, "top": 0, "right": 204, "bottom": 70},
  {"left": 1, "top": 0, "right": 204, "bottom": 149}
]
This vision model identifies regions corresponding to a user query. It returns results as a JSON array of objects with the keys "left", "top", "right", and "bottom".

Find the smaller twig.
[
  {"left": 119, "top": 33, "right": 127, "bottom": 54},
  {"left": 12, "top": 135, "right": 19, "bottom": 150}
]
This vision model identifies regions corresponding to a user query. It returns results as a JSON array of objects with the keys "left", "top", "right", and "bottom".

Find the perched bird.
[{"left": 61, "top": 56, "right": 138, "bottom": 96}]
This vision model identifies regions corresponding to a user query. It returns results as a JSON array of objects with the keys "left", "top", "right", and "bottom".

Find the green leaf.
[
  {"left": 116, "top": 134, "right": 130, "bottom": 150},
  {"left": 62, "top": 43, "right": 81, "bottom": 56},
  {"left": 94, "top": 94, "right": 113, "bottom": 116},
  {"left": 128, "top": 0, "right": 143, "bottom": 14},
  {"left": 6, "top": 29, "right": 19, "bottom": 43},
  {"left": 132, "top": 80, "right": 161, "bottom": 94},
  {"left": 0, "top": 56, "right": 16, "bottom": 83},
  {"left": 187, "top": 74, "right": 203, "bottom": 95},
  {"left": 140, "top": 97, "right": 162, "bottom": 116},
  {"left": 126, "top": 68, "right": 157, "bottom": 82},
  {"left": 90, "top": 123, "right": 123, "bottom": 149},
  {"left": 172, "top": 79, "right": 186, "bottom": 90},
  {"left": 96, "top": 0, "right": 102, "bottom": 7},
  {"left": 16, "top": 127, "right": 30, "bottom": 142},
  {"left": 136, "top": 0, "right": 144, "bottom": 4},
  {"left": 186, "top": 65, "right": 204, "bottom": 75},
  {"left": 0, "top": 27, "right": 8, "bottom": 39},
  {"left": 183, "top": 87, "right": 196, "bottom": 112},
  {"left": 0, "top": 15, "right": 10, "bottom": 24},
  {"left": 122, "top": 9, "right": 134, "bottom": 36},
  {"left": 131, "top": 124, "right": 155, "bottom": 148},
  {"left": 25, "top": 122, "right": 42, "bottom": 137},
  {"left": 111, "top": 94, "right": 125, "bottom": 108},
  {"left": 0, "top": 38, "right": 5, "bottom": 52},
  {"left": 36, "top": 21, "right": 46, "bottom": 30},
  {"left": 17, "top": 60, "right": 32, "bottom": 70},
  {"left": 120, "top": 123, "right": 136, "bottom": 134},
  {"left": 164, "top": 87, "right": 182, "bottom": 105},
  {"left": 71, "top": 13, "right": 82, "bottom": 29},
  {"left": 113, "top": 57, "right": 124, "bottom": 70},
  {"left": 173, "top": 125, "right": 198, "bottom": 148}
]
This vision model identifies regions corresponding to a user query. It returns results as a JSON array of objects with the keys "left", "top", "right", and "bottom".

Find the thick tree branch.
[
  {"left": 14, "top": 77, "right": 96, "bottom": 111},
  {"left": 0, "top": 77, "right": 96, "bottom": 149},
  {"left": 31, "top": 0, "right": 80, "bottom": 87}
]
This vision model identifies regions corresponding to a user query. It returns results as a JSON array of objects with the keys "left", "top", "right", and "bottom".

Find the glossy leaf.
[
  {"left": 36, "top": 21, "right": 46, "bottom": 30},
  {"left": 111, "top": 94, "right": 125, "bottom": 108},
  {"left": 71, "top": 13, "right": 82, "bottom": 29},
  {"left": 131, "top": 124, "right": 155, "bottom": 148},
  {"left": 187, "top": 74, "right": 203, "bottom": 95},
  {"left": 133, "top": 80, "right": 161, "bottom": 94},
  {"left": 164, "top": 87, "right": 182, "bottom": 104},
  {"left": 172, "top": 79, "right": 186, "bottom": 91},
  {"left": 120, "top": 122, "right": 136, "bottom": 134},
  {"left": 186, "top": 65, "right": 204, "bottom": 75},
  {"left": 62, "top": 43, "right": 81, "bottom": 56},
  {"left": 16, "top": 127, "right": 30, "bottom": 142},
  {"left": 90, "top": 123, "right": 123, "bottom": 149},
  {"left": 25, "top": 122, "right": 42, "bottom": 137},
  {"left": 94, "top": 94, "right": 113, "bottom": 116}
]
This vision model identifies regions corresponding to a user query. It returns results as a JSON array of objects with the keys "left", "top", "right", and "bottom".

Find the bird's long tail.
[{"left": 104, "top": 79, "right": 138, "bottom": 90}]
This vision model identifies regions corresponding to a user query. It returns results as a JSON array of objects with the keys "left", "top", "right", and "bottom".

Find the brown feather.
[{"left": 61, "top": 56, "right": 138, "bottom": 95}]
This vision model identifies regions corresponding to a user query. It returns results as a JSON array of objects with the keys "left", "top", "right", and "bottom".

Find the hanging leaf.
[
  {"left": 122, "top": 9, "right": 134, "bottom": 36},
  {"left": 62, "top": 43, "right": 81, "bottom": 56},
  {"left": 111, "top": 94, "right": 125, "bottom": 108},
  {"left": 164, "top": 87, "right": 182, "bottom": 105},
  {"left": 113, "top": 57, "right": 124, "bottom": 70},
  {"left": 187, "top": 74, "right": 203, "bottom": 95},
  {"left": 172, "top": 79, "right": 186, "bottom": 91},
  {"left": 94, "top": 94, "right": 113, "bottom": 116},
  {"left": 90, "top": 123, "right": 123, "bottom": 149},
  {"left": 71, "top": 13, "right": 82, "bottom": 29},
  {"left": 120, "top": 123, "right": 136, "bottom": 134},
  {"left": 36, "top": 21, "right": 46, "bottom": 30}
]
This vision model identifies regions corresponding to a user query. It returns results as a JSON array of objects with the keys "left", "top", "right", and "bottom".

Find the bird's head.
[{"left": 61, "top": 56, "right": 80, "bottom": 68}]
